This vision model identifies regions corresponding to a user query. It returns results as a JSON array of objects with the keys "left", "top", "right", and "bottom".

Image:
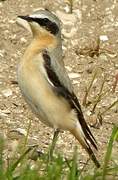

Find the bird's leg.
[{"left": 48, "top": 129, "right": 60, "bottom": 161}]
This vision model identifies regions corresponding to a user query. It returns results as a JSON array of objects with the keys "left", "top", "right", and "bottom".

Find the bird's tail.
[{"left": 71, "top": 127, "right": 100, "bottom": 168}]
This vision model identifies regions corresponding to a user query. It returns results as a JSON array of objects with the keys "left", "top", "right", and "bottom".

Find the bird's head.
[{"left": 17, "top": 9, "right": 61, "bottom": 38}]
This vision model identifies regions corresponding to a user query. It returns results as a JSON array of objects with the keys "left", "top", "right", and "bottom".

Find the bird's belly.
[{"left": 17, "top": 67, "right": 76, "bottom": 130}]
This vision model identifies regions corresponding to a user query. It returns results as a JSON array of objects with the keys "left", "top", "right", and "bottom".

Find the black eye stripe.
[{"left": 31, "top": 17, "right": 59, "bottom": 35}]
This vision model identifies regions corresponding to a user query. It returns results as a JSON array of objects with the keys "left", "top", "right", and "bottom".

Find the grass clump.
[{"left": 0, "top": 126, "right": 118, "bottom": 179}]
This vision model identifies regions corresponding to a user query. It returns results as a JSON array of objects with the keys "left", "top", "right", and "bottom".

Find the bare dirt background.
[{"left": 0, "top": 0, "right": 118, "bottom": 168}]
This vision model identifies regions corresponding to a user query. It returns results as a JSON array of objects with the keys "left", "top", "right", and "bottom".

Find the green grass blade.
[
  {"left": 6, "top": 147, "right": 32, "bottom": 178},
  {"left": 45, "top": 154, "right": 64, "bottom": 180},
  {"left": 68, "top": 146, "right": 79, "bottom": 180},
  {"left": 102, "top": 125, "right": 118, "bottom": 180},
  {"left": 0, "top": 137, "right": 5, "bottom": 179}
]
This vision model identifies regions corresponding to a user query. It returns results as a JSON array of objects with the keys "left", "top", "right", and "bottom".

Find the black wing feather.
[{"left": 43, "top": 50, "right": 97, "bottom": 150}]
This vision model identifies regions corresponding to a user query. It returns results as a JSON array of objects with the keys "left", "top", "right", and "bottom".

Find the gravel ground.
[{"left": 0, "top": 0, "right": 118, "bottom": 168}]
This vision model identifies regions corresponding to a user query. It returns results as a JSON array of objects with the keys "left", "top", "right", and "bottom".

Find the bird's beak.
[
  {"left": 16, "top": 15, "right": 32, "bottom": 34},
  {"left": 18, "top": 16, "right": 32, "bottom": 22}
]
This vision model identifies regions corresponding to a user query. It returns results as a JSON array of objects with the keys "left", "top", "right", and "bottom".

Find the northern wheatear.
[{"left": 17, "top": 9, "right": 100, "bottom": 167}]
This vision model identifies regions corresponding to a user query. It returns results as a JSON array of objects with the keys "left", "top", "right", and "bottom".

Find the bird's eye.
[
  {"left": 33, "top": 17, "right": 59, "bottom": 35},
  {"left": 43, "top": 18, "right": 49, "bottom": 23}
]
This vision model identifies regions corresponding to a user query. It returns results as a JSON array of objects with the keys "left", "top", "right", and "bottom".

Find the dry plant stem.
[
  {"left": 112, "top": 73, "right": 118, "bottom": 93},
  {"left": 91, "top": 37, "right": 100, "bottom": 57},
  {"left": 91, "top": 76, "right": 106, "bottom": 113},
  {"left": 79, "top": 158, "right": 91, "bottom": 176},
  {"left": 82, "top": 87, "right": 88, "bottom": 107},
  {"left": 100, "top": 100, "right": 118, "bottom": 116},
  {"left": 90, "top": 89, "right": 110, "bottom": 106},
  {"left": 68, "top": 0, "right": 73, "bottom": 13},
  {"left": 83, "top": 70, "right": 98, "bottom": 107}
]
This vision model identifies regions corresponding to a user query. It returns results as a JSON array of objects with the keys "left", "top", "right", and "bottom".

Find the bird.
[{"left": 17, "top": 9, "right": 100, "bottom": 168}]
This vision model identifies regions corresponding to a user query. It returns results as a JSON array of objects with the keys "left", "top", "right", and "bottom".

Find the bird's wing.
[
  {"left": 42, "top": 50, "right": 97, "bottom": 150},
  {"left": 43, "top": 50, "right": 74, "bottom": 92}
]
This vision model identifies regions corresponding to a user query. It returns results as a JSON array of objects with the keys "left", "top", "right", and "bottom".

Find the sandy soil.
[{"left": 0, "top": 0, "right": 118, "bottom": 168}]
